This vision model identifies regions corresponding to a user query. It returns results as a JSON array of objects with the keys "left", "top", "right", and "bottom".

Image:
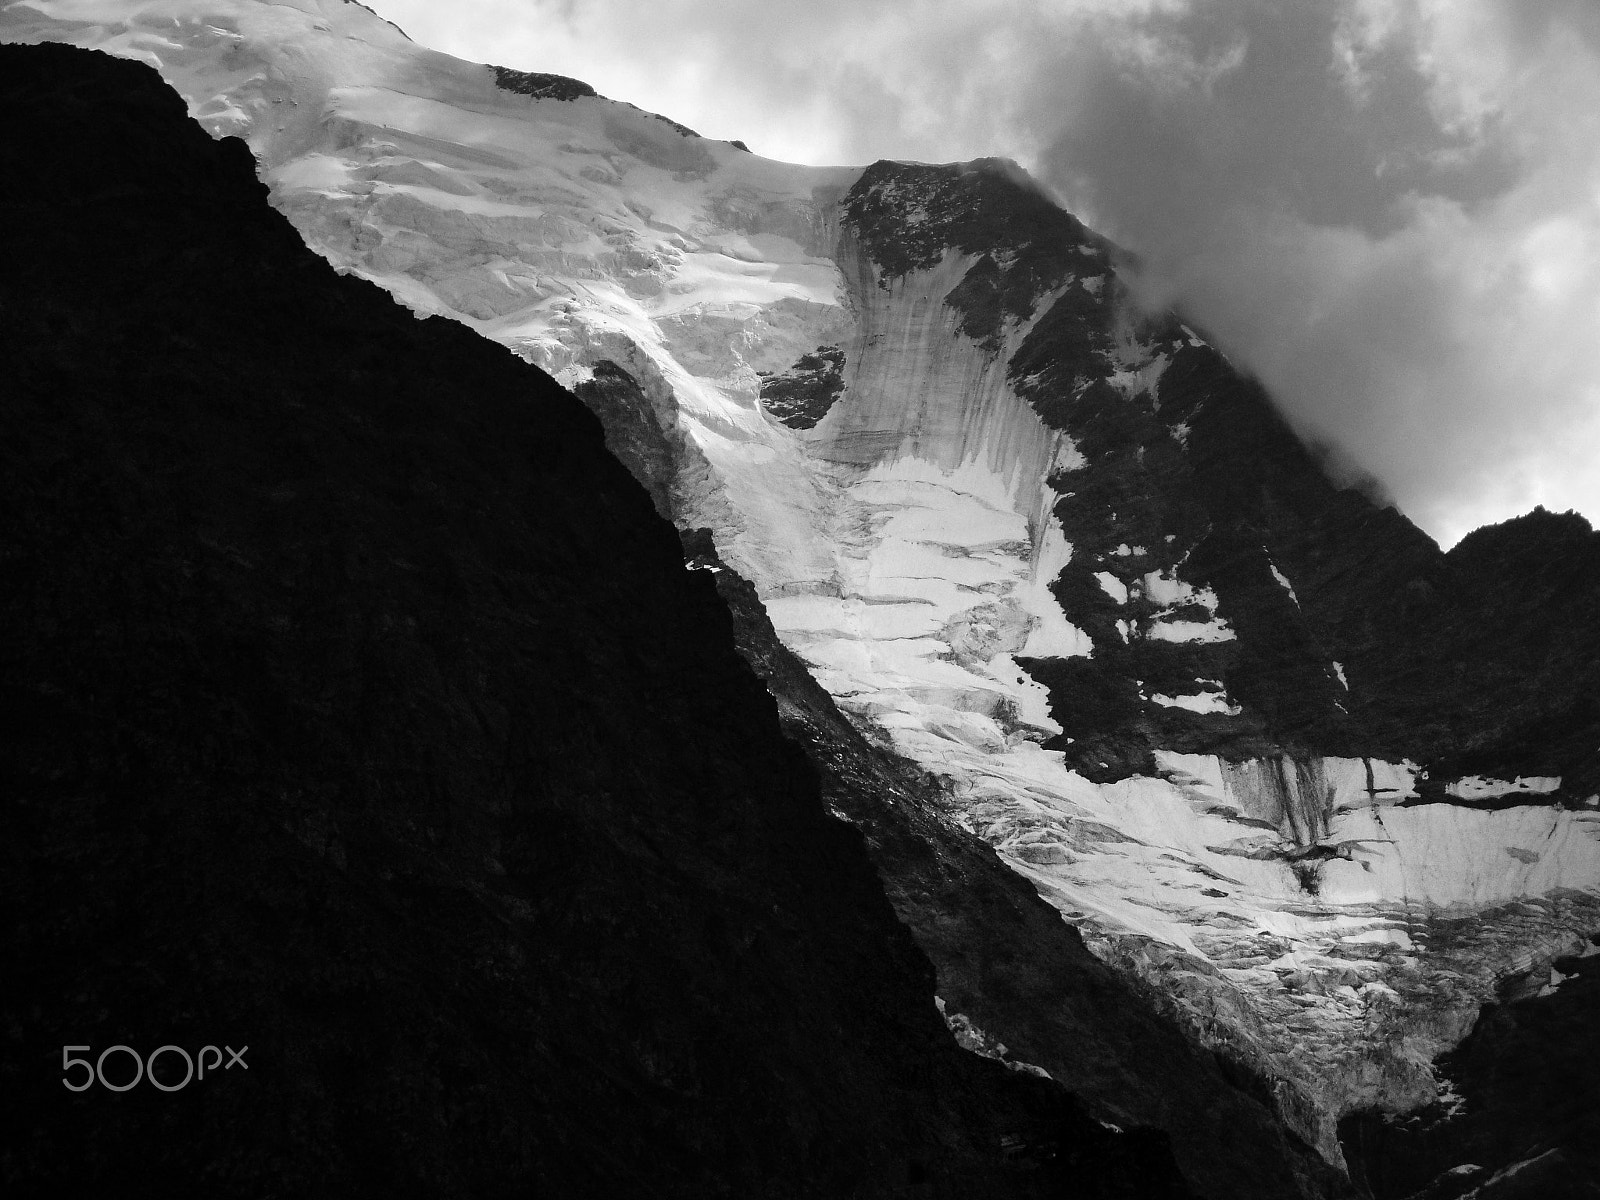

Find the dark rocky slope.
[
  {"left": 1345, "top": 508, "right": 1600, "bottom": 797},
  {"left": 760, "top": 345, "right": 848, "bottom": 430},
  {"left": 1340, "top": 938, "right": 1600, "bottom": 1200},
  {"left": 0, "top": 44, "right": 1197, "bottom": 1199}
]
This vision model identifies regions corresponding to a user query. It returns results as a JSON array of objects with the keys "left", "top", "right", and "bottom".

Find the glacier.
[{"left": 6, "top": 0, "right": 1598, "bottom": 1177}]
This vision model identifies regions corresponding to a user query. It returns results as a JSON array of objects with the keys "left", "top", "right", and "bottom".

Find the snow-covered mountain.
[
  {"left": 8, "top": 40, "right": 1216, "bottom": 1197},
  {"left": 6, "top": 0, "right": 1597, "bottom": 1190}
]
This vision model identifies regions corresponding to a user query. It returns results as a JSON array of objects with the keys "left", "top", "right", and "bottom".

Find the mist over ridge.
[{"left": 377, "top": 0, "right": 1600, "bottom": 547}]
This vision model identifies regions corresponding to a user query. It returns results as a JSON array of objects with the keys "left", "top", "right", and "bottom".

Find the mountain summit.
[{"left": 4, "top": 2, "right": 1598, "bottom": 1196}]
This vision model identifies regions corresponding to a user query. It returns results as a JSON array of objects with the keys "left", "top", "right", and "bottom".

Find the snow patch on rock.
[
  {"left": 1269, "top": 561, "right": 1300, "bottom": 606},
  {"left": 1446, "top": 775, "right": 1562, "bottom": 801}
]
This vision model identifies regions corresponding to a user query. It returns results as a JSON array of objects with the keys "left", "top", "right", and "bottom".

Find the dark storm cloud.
[
  {"left": 377, "top": 0, "right": 1600, "bottom": 544},
  {"left": 1020, "top": 0, "right": 1600, "bottom": 543},
  {"left": 1036, "top": 0, "right": 1516, "bottom": 238}
]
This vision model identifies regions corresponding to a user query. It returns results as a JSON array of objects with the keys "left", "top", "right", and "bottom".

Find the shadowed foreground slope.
[{"left": 0, "top": 43, "right": 1194, "bottom": 1200}]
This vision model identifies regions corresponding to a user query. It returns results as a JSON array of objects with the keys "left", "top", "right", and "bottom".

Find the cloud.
[
  {"left": 1013, "top": 0, "right": 1600, "bottom": 545},
  {"left": 374, "top": 0, "right": 1600, "bottom": 545}
]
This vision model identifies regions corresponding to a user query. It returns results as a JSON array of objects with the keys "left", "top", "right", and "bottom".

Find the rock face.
[
  {"left": 1339, "top": 937, "right": 1600, "bottom": 1200},
  {"left": 490, "top": 65, "right": 597, "bottom": 101},
  {"left": 759, "top": 345, "right": 846, "bottom": 429},
  {"left": 7, "top": 3, "right": 1597, "bottom": 1195},
  {"left": 0, "top": 41, "right": 1206, "bottom": 1199},
  {"left": 1347, "top": 508, "right": 1600, "bottom": 796},
  {"left": 572, "top": 358, "right": 685, "bottom": 519}
]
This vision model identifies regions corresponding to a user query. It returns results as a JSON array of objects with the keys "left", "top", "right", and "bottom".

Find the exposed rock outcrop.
[
  {"left": 1340, "top": 938, "right": 1600, "bottom": 1200},
  {"left": 490, "top": 64, "right": 598, "bottom": 100},
  {"left": 759, "top": 345, "right": 846, "bottom": 429}
]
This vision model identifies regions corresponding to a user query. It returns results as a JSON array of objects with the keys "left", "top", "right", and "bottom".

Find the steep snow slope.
[{"left": 7, "top": 0, "right": 1598, "bottom": 1174}]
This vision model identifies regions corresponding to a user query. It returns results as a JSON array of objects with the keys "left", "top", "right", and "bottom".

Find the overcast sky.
[{"left": 373, "top": 0, "right": 1600, "bottom": 547}]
